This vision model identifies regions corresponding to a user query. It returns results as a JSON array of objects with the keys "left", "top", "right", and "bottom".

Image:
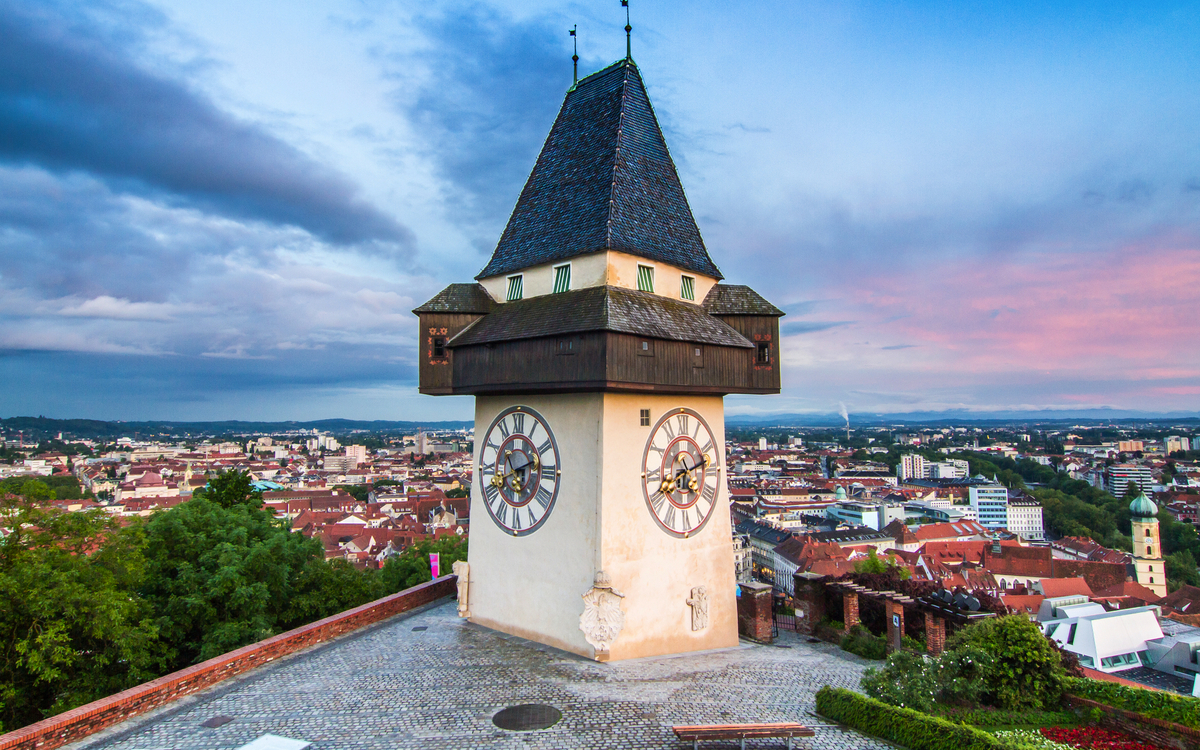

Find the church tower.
[
  {"left": 414, "top": 57, "right": 784, "bottom": 661},
  {"left": 1129, "top": 493, "right": 1167, "bottom": 598}
]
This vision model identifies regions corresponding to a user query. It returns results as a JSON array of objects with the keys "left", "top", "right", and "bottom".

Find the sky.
[{"left": 1, "top": 0, "right": 1198, "bottom": 421}]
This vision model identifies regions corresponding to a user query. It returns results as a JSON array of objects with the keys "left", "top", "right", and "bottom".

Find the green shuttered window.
[
  {"left": 680, "top": 275, "right": 695, "bottom": 301},
  {"left": 553, "top": 264, "right": 571, "bottom": 294},
  {"left": 506, "top": 275, "right": 523, "bottom": 301},
  {"left": 637, "top": 265, "right": 655, "bottom": 293}
]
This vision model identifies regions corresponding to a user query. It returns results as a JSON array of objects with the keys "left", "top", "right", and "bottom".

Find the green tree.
[
  {"left": 0, "top": 486, "right": 163, "bottom": 730},
  {"left": 380, "top": 535, "right": 468, "bottom": 592},
  {"left": 853, "top": 548, "right": 911, "bottom": 579},
  {"left": 141, "top": 479, "right": 324, "bottom": 665},
  {"left": 193, "top": 470, "right": 262, "bottom": 509}
]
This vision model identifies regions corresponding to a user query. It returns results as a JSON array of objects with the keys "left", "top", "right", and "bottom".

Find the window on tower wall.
[
  {"left": 637, "top": 264, "right": 655, "bottom": 293},
  {"left": 553, "top": 263, "right": 571, "bottom": 293},
  {"left": 680, "top": 275, "right": 695, "bottom": 301},
  {"left": 640, "top": 409, "right": 650, "bottom": 427},
  {"left": 506, "top": 274, "right": 523, "bottom": 301},
  {"left": 432, "top": 337, "right": 446, "bottom": 358},
  {"left": 756, "top": 342, "right": 770, "bottom": 364}
]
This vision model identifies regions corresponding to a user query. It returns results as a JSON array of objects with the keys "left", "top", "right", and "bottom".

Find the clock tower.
[{"left": 414, "top": 57, "right": 784, "bottom": 660}]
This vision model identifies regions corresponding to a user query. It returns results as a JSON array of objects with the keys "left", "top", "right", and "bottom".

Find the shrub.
[
  {"left": 841, "top": 624, "right": 888, "bottom": 660},
  {"left": 1062, "top": 676, "right": 1200, "bottom": 730},
  {"left": 815, "top": 686, "right": 1006, "bottom": 750},
  {"left": 862, "top": 644, "right": 995, "bottom": 710},
  {"left": 862, "top": 651, "right": 939, "bottom": 711},
  {"left": 945, "top": 616, "right": 1065, "bottom": 710},
  {"left": 993, "top": 729, "right": 1072, "bottom": 750}
]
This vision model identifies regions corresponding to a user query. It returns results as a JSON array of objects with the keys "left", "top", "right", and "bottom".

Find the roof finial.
[
  {"left": 570, "top": 25, "right": 578, "bottom": 84},
  {"left": 621, "top": 0, "right": 631, "bottom": 60}
]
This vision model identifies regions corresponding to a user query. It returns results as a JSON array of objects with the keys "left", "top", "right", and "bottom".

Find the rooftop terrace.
[{"left": 67, "top": 598, "right": 886, "bottom": 750}]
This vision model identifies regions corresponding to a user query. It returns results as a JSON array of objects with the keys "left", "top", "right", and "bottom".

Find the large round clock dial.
[
  {"left": 478, "top": 406, "right": 561, "bottom": 536},
  {"left": 641, "top": 407, "right": 722, "bottom": 538}
]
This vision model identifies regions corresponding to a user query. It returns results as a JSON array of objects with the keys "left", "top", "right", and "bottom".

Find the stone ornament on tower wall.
[
  {"left": 452, "top": 560, "right": 470, "bottom": 618},
  {"left": 687, "top": 585, "right": 709, "bottom": 631},
  {"left": 580, "top": 570, "right": 625, "bottom": 659}
]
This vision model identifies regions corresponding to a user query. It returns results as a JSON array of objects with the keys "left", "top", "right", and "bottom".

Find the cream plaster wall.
[
  {"left": 478, "top": 250, "right": 718, "bottom": 307},
  {"left": 597, "top": 393, "right": 738, "bottom": 660},
  {"left": 467, "top": 391, "right": 738, "bottom": 661},
  {"left": 468, "top": 393, "right": 604, "bottom": 657}
]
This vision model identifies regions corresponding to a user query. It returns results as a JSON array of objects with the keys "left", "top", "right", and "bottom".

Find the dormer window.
[
  {"left": 637, "top": 264, "right": 655, "bottom": 293},
  {"left": 506, "top": 274, "right": 523, "bottom": 301},
  {"left": 680, "top": 275, "right": 695, "bottom": 301},
  {"left": 553, "top": 263, "right": 571, "bottom": 294}
]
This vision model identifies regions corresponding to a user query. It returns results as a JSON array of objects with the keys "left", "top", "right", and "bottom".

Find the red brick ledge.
[{"left": 0, "top": 575, "right": 458, "bottom": 750}]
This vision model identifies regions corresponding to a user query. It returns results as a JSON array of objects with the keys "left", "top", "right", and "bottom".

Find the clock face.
[
  {"left": 641, "top": 408, "right": 722, "bottom": 538},
  {"left": 478, "top": 406, "right": 561, "bottom": 536}
]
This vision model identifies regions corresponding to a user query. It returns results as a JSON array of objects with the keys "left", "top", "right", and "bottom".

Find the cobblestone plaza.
[{"left": 70, "top": 599, "right": 891, "bottom": 750}]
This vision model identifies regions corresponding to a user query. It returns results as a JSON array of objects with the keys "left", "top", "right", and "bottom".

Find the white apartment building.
[
  {"left": 898, "top": 454, "right": 969, "bottom": 481},
  {"left": 1165, "top": 436, "right": 1188, "bottom": 454},
  {"left": 1106, "top": 464, "right": 1154, "bottom": 495},
  {"left": 1007, "top": 495, "right": 1045, "bottom": 540}
]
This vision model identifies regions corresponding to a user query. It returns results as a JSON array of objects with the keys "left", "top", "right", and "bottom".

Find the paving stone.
[{"left": 66, "top": 601, "right": 891, "bottom": 750}]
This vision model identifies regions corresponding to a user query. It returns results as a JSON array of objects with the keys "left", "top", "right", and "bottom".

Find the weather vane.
[
  {"left": 621, "top": 0, "right": 631, "bottom": 60},
  {"left": 569, "top": 25, "right": 578, "bottom": 84}
]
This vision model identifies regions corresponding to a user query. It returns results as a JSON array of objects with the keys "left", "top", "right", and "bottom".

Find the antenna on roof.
[
  {"left": 570, "top": 25, "right": 578, "bottom": 84},
  {"left": 621, "top": 0, "right": 631, "bottom": 60}
]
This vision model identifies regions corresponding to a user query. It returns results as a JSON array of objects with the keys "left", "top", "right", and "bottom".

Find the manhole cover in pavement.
[
  {"left": 412, "top": 626, "right": 427, "bottom": 631},
  {"left": 201, "top": 716, "right": 234, "bottom": 728},
  {"left": 492, "top": 704, "right": 562, "bottom": 732}
]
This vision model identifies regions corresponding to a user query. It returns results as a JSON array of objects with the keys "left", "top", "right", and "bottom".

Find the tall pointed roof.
[{"left": 476, "top": 59, "right": 722, "bottom": 281}]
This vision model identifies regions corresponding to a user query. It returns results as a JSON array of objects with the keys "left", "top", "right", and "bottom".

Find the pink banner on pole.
[{"left": 430, "top": 552, "right": 440, "bottom": 578}]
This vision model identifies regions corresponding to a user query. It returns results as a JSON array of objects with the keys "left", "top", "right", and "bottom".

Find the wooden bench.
[{"left": 672, "top": 722, "right": 815, "bottom": 749}]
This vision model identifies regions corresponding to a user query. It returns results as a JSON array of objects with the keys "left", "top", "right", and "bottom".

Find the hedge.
[
  {"left": 932, "top": 707, "right": 1075, "bottom": 728},
  {"left": 815, "top": 687, "right": 1007, "bottom": 750},
  {"left": 1063, "top": 676, "right": 1200, "bottom": 730}
]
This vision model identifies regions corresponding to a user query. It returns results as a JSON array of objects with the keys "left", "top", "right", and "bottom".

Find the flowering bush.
[
  {"left": 1040, "top": 726, "right": 1163, "bottom": 750},
  {"left": 993, "top": 729, "right": 1072, "bottom": 750}
]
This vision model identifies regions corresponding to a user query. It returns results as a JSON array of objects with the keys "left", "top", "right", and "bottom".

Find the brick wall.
[
  {"left": 792, "top": 573, "right": 826, "bottom": 636},
  {"left": 0, "top": 575, "right": 457, "bottom": 750},
  {"left": 886, "top": 600, "right": 905, "bottom": 653},
  {"left": 737, "top": 582, "right": 774, "bottom": 644},
  {"left": 843, "top": 592, "right": 860, "bottom": 631},
  {"left": 1065, "top": 695, "right": 1200, "bottom": 750},
  {"left": 925, "top": 612, "right": 946, "bottom": 656}
]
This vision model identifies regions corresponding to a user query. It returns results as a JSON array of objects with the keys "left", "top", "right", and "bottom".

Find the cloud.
[
  {"left": 0, "top": 0, "right": 410, "bottom": 247},
  {"left": 389, "top": 4, "right": 585, "bottom": 245},
  {"left": 57, "top": 295, "right": 184, "bottom": 321},
  {"left": 880, "top": 344, "right": 916, "bottom": 350}
]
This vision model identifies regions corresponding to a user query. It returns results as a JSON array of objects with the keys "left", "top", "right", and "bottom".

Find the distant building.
[
  {"left": 1106, "top": 464, "right": 1153, "bottom": 495},
  {"left": 1007, "top": 494, "right": 1045, "bottom": 541},
  {"left": 969, "top": 484, "right": 1009, "bottom": 531},
  {"left": 1165, "top": 436, "right": 1188, "bottom": 454},
  {"left": 1118, "top": 440, "right": 1145, "bottom": 453}
]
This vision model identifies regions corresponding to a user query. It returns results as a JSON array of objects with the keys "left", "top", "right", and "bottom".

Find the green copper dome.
[
  {"left": 1129, "top": 493, "right": 1158, "bottom": 519},
  {"left": 835, "top": 485, "right": 848, "bottom": 500}
]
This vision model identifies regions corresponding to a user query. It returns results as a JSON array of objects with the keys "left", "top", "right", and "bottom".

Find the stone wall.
[{"left": 0, "top": 575, "right": 457, "bottom": 750}]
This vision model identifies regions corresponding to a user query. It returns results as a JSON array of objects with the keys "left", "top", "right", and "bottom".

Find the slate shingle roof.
[
  {"left": 412, "top": 284, "right": 496, "bottom": 314},
  {"left": 476, "top": 59, "right": 722, "bottom": 281},
  {"left": 702, "top": 285, "right": 785, "bottom": 316},
  {"left": 446, "top": 286, "right": 752, "bottom": 348}
]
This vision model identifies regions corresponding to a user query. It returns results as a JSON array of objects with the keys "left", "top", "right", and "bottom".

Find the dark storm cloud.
[
  {"left": 393, "top": 5, "right": 588, "bottom": 240},
  {"left": 0, "top": 0, "right": 410, "bottom": 247}
]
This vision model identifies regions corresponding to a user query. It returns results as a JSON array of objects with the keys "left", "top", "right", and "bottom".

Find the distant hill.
[{"left": 0, "top": 417, "right": 473, "bottom": 441}]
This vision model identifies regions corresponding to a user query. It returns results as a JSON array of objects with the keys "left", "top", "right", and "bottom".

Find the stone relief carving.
[
  {"left": 579, "top": 570, "right": 625, "bottom": 658},
  {"left": 452, "top": 560, "right": 470, "bottom": 617},
  {"left": 687, "top": 585, "right": 709, "bottom": 631}
]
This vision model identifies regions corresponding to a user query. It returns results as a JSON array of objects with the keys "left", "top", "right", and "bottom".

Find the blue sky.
[{"left": 1, "top": 0, "right": 1198, "bottom": 421}]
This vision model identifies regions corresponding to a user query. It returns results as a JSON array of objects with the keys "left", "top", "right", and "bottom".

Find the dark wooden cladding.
[
  {"left": 711, "top": 315, "right": 782, "bottom": 393},
  {"left": 437, "top": 331, "right": 779, "bottom": 395},
  {"left": 417, "top": 313, "right": 484, "bottom": 395}
]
